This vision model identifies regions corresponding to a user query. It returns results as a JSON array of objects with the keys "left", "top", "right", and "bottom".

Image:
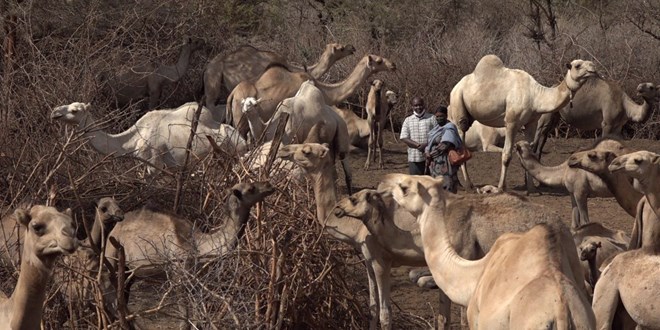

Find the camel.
[
  {"left": 566, "top": 148, "right": 660, "bottom": 250},
  {"left": 333, "top": 89, "right": 397, "bottom": 152},
  {"left": 240, "top": 82, "right": 353, "bottom": 193},
  {"left": 51, "top": 102, "right": 247, "bottom": 176},
  {"left": 0, "top": 205, "right": 78, "bottom": 329},
  {"left": 103, "top": 181, "right": 274, "bottom": 313},
  {"left": 608, "top": 150, "right": 660, "bottom": 217},
  {"left": 226, "top": 54, "right": 396, "bottom": 136},
  {"left": 448, "top": 54, "right": 598, "bottom": 191},
  {"left": 103, "top": 36, "right": 206, "bottom": 110},
  {"left": 533, "top": 81, "right": 659, "bottom": 158},
  {"left": 203, "top": 43, "right": 356, "bottom": 119},
  {"left": 277, "top": 143, "right": 442, "bottom": 330},
  {"left": 382, "top": 174, "right": 595, "bottom": 328},
  {"left": 578, "top": 238, "right": 602, "bottom": 288},
  {"left": 515, "top": 140, "right": 618, "bottom": 228},
  {"left": 463, "top": 120, "right": 505, "bottom": 152},
  {"left": 572, "top": 222, "right": 629, "bottom": 292},
  {"left": 364, "top": 80, "right": 395, "bottom": 169}
]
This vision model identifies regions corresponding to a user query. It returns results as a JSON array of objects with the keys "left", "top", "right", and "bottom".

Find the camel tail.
[{"left": 225, "top": 90, "right": 235, "bottom": 126}]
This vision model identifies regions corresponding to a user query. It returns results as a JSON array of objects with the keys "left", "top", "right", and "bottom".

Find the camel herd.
[{"left": 1, "top": 45, "right": 659, "bottom": 329}]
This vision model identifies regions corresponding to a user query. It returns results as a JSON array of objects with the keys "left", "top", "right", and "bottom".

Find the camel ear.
[
  {"left": 652, "top": 154, "right": 660, "bottom": 165},
  {"left": 64, "top": 208, "right": 72, "bottom": 217},
  {"left": 84, "top": 103, "right": 92, "bottom": 111},
  {"left": 232, "top": 188, "right": 243, "bottom": 200},
  {"left": 319, "top": 144, "right": 330, "bottom": 158},
  {"left": 14, "top": 208, "right": 31, "bottom": 227},
  {"left": 367, "top": 55, "right": 375, "bottom": 69},
  {"left": 565, "top": 62, "right": 572, "bottom": 70}
]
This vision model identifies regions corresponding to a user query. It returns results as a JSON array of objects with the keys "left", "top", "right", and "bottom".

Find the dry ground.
[{"left": 344, "top": 130, "right": 660, "bottom": 329}]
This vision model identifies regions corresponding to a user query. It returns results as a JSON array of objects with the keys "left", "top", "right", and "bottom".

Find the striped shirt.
[{"left": 400, "top": 112, "right": 438, "bottom": 162}]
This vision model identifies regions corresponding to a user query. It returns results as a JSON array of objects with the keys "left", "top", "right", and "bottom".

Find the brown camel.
[
  {"left": 226, "top": 54, "right": 396, "bottom": 137},
  {"left": 364, "top": 80, "right": 395, "bottom": 169},
  {"left": 449, "top": 54, "right": 598, "bottom": 190},
  {"left": 384, "top": 174, "right": 595, "bottom": 328},
  {"left": 103, "top": 181, "right": 274, "bottom": 316},
  {"left": 533, "top": 81, "right": 659, "bottom": 158},
  {"left": 0, "top": 206, "right": 78, "bottom": 329},
  {"left": 51, "top": 102, "right": 247, "bottom": 176},
  {"left": 103, "top": 36, "right": 206, "bottom": 110},
  {"left": 515, "top": 139, "right": 622, "bottom": 228},
  {"left": 203, "top": 43, "right": 356, "bottom": 119},
  {"left": 277, "top": 143, "right": 436, "bottom": 330}
]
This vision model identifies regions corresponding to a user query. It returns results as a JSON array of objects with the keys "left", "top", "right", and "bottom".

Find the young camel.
[
  {"left": 449, "top": 54, "right": 598, "bottom": 191},
  {"left": 578, "top": 238, "right": 602, "bottom": 289},
  {"left": 0, "top": 206, "right": 78, "bottom": 329},
  {"left": 384, "top": 174, "right": 595, "bottom": 329},
  {"left": 277, "top": 143, "right": 436, "bottom": 330},
  {"left": 533, "top": 81, "right": 659, "bottom": 158},
  {"left": 104, "top": 36, "right": 206, "bottom": 110},
  {"left": 51, "top": 102, "right": 247, "bottom": 176},
  {"left": 103, "top": 181, "right": 274, "bottom": 311},
  {"left": 226, "top": 54, "right": 396, "bottom": 138},
  {"left": 204, "top": 43, "right": 356, "bottom": 119},
  {"left": 364, "top": 80, "right": 395, "bottom": 169},
  {"left": 515, "top": 139, "right": 620, "bottom": 228}
]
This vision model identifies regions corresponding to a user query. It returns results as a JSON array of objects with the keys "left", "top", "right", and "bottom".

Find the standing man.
[
  {"left": 425, "top": 105, "right": 463, "bottom": 193},
  {"left": 400, "top": 97, "right": 438, "bottom": 175}
]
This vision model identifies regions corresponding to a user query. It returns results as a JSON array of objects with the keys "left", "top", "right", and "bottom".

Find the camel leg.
[
  {"left": 377, "top": 127, "right": 384, "bottom": 169},
  {"left": 592, "top": 271, "right": 621, "bottom": 329},
  {"left": 532, "top": 112, "right": 560, "bottom": 161},
  {"left": 364, "top": 259, "right": 380, "bottom": 330},
  {"left": 365, "top": 135, "right": 374, "bottom": 170},
  {"left": 523, "top": 121, "right": 540, "bottom": 194},
  {"left": 498, "top": 124, "right": 518, "bottom": 191},
  {"left": 458, "top": 129, "right": 475, "bottom": 191},
  {"left": 575, "top": 191, "right": 590, "bottom": 228},
  {"left": 570, "top": 195, "right": 581, "bottom": 230},
  {"left": 341, "top": 158, "right": 353, "bottom": 195},
  {"left": 370, "top": 258, "right": 392, "bottom": 330}
]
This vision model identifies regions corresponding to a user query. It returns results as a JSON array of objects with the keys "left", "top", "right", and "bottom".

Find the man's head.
[
  {"left": 411, "top": 97, "right": 425, "bottom": 117},
  {"left": 434, "top": 105, "right": 448, "bottom": 125}
]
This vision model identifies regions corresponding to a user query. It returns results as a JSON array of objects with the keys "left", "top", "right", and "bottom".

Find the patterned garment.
[{"left": 400, "top": 112, "right": 437, "bottom": 162}]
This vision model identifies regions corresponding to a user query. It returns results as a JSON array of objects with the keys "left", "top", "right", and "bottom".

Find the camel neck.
[
  {"left": 316, "top": 58, "right": 372, "bottom": 105},
  {"left": 310, "top": 166, "right": 362, "bottom": 245},
  {"left": 419, "top": 201, "right": 485, "bottom": 307},
  {"left": 171, "top": 44, "right": 193, "bottom": 82},
  {"left": 197, "top": 196, "right": 250, "bottom": 256},
  {"left": 531, "top": 79, "right": 572, "bottom": 114},
  {"left": 9, "top": 248, "right": 52, "bottom": 329},
  {"left": 88, "top": 218, "right": 106, "bottom": 251},
  {"left": 307, "top": 49, "right": 334, "bottom": 79},
  {"left": 622, "top": 91, "right": 653, "bottom": 123},
  {"left": 587, "top": 254, "right": 600, "bottom": 287},
  {"left": 518, "top": 151, "right": 567, "bottom": 187},
  {"left": 599, "top": 171, "right": 642, "bottom": 217},
  {"left": 77, "top": 114, "right": 139, "bottom": 157}
]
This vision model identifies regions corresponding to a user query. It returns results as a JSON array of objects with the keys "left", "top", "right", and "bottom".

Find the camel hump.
[{"left": 473, "top": 54, "right": 505, "bottom": 77}]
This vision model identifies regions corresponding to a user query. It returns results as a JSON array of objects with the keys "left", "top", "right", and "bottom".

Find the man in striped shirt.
[{"left": 400, "top": 97, "right": 438, "bottom": 175}]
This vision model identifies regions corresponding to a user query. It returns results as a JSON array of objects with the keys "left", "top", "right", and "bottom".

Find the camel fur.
[
  {"left": 226, "top": 54, "right": 396, "bottom": 137},
  {"left": 0, "top": 206, "right": 78, "bottom": 329},
  {"left": 463, "top": 120, "right": 505, "bottom": 152},
  {"left": 277, "top": 143, "right": 437, "bottom": 330},
  {"left": 103, "top": 36, "right": 206, "bottom": 110},
  {"left": 448, "top": 54, "right": 598, "bottom": 191},
  {"left": 514, "top": 139, "right": 623, "bottom": 228},
  {"left": 609, "top": 150, "right": 660, "bottom": 218},
  {"left": 203, "top": 43, "right": 355, "bottom": 120},
  {"left": 51, "top": 102, "right": 247, "bottom": 176},
  {"left": 533, "top": 81, "right": 659, "bottom": 158},
  {"left": 384, "top": 174, "right": 595, "bottom": 329}
]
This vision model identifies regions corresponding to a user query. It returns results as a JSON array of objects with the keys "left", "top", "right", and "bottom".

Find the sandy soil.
[{"left": 344, "top": 131, "right": 660, "bottom": 329}]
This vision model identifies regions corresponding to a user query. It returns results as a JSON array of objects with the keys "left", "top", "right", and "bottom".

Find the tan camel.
[
  {"left": 51, "top": 102, "right": 247, "bottom": 176},
  {"left": 572, "top": 222, "right": 629, "bottom": 292},
  {"left": 203, "top": 43, "right": 356, "bottom": 119},
  {"left": 609, "top": 150, "right": 660, "bottom": 217},
  {"left": 240, "top": 82, "right": 353, "bottom": 193},
  {"left": 226, "top": 54, "right": 396, "bottom": 136},
  {"left": 364, "top": 80, "right": 392, "bottom": 169},
  {"left": 578, "top": 238, "right": 602, "bottom": 289},
  {"left": 103, "top": 181, "right": 274, "bottom": 309},
  {"left": 566, "top": 148, "right": 660, "bottom": 250},
  {"left": 533, "top": 81, "right": 659, "bottom": 157},
  {"left": 277, "top": 143, "right": 439, "bottom": 330},
  {"left": 448, "top": 54, "right": 598, "bottom": 190},
  {"left": 383, "top": 174, "right": 595, "bottom": 328},
  {"left": 104, "top": 36, "right": 206, "bottom": 110},
  {"left": 463, "top": 120, "right": 505, "bottom": 152},
  {"left": 515, "top": 140, "right": 619, "bottom": 228},
  {"left": 0, "top": 206, "right": 78, "bottom": 329}
]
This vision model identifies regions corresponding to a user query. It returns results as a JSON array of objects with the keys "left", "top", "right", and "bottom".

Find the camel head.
[
  {"left": 241, "top": 97, "right": 262, "bottom": 114},
  {"left": 184, "top": 36, "right": 207, "bottom": 52},
  {"left": 364, "top": 54, "right": 396, "bottom": 73},
  {"left": 227, "top": 181, "right": 275, "bottom": 211},
  {"left": 608, "top": 150, "right": 660, "bottom": 182},
  {"left": 14, "top": 205, "right": 78, "bottom": 266},
  {"left": 51, "top": 102, "right": 91, "bottom": 125},
  {"left": 371, "top": 79, "right": 384, "bottom": 91},
  {"left": 326, "top": 43, "right": 356, "bottom": 59},
  {"left": 567, "top": 150, "right": 616, "bottom": 174},
  {"left": 333, "top": 189, "right": 386, "bottom": 221},
  {"left": 276, "top": 143, "right": 331, "bottom": 172},
  {"left": 382, "top": 173, "right": 444, "bottom": 217},
  {"left": 385, "top": 90, "right": 398, "bottom": 105},
  {"left": 565, "top": 59, "right": 598, "bottom": 91},
  {"left": 476, "top": 185, "right": 501, "bottom": 194},
  {"left": 637, "top": 82, "right": 659, "bottom": 102},
  {"left": 514, "top": 141, "right": 534, "bottom": 159},
  {"left": 95, "top": 197, "right": 124, "bottom": 229},
  {"left": 578, "top": 238, "right": 602, "bottom": 261}
]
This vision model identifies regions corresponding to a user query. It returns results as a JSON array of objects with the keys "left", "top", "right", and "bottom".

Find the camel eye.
[
  {"left": 399, "top": 185, "right": 408, "bottom": 195},
  {"left": 349, "top": 196, "right": 357, "bottom": 205},
  {"left": 575, "top": 64, "right": 581, "bottom": 69},
  {"left": 31, "top": 223, "right": 45, "bottom": 236},
  {"left": 634, "top": 158, "right": 643, "bottom": 165},
  {"left": 100, "top": 206, "right": 108, "bottom": 213},
  {"left": 588, "top": 153, "right": 597, "bottom": 160}
]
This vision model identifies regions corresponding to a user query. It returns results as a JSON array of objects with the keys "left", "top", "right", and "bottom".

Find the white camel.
[
  {"left": 0, "top": 206, "right": 78, "bottom": 329},
  {"left": 609, "top": 150, "right": 660, "bottom": 217},
  {"left": 51, "top": 102, "right": 247, "bottom": 176},
  {"left": 463, "top": 120, "right": 505, "bottom": 152},
  {"left": 385, "top": 174, "right": 595, "bottom": 329},
  {"left": 449, "top": 54, "right": 598, "bottom": 190},
  {"left": 203, "top": 43, "right": 355, "bottom": 120}
]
